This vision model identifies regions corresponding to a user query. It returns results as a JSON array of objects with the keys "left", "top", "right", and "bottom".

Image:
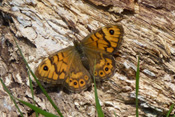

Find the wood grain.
[{"left": 0, "top": 0, "right": 174, "bottom": 116}]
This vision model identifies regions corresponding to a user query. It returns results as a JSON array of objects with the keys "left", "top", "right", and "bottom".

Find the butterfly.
[{"left": 35, "top": 24, "right": 123, "bottom": 93}]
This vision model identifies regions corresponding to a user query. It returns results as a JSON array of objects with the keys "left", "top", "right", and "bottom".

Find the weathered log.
[{"left": 0, "top": 0, "right": 174, "bottom": 116}]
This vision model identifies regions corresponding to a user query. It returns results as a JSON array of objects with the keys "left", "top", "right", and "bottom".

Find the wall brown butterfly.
[{"left": 35, "top": 25, "right": 123, "bottom": 92}]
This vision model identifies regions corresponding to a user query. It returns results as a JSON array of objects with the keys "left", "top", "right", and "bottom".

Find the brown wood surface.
[{"left": 0, "top": 0, "right": 175, "bottom": 116}]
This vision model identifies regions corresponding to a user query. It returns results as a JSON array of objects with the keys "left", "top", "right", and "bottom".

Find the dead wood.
[{"left": 0, "top": 0, "right": 175, "bottom": 116}]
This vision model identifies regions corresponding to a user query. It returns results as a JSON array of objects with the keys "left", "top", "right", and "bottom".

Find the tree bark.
[{"left": 0, "top": 0, "right": 175, "bottom": 116}]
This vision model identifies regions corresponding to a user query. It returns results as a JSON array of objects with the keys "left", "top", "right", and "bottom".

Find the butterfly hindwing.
[
  {"left": 63, "top": 51, "right": 92, "bottom": 92},
  {"left": 93, "top": 53, "right": 116, "bottom": 81},
  {"left": 84, "top": 50, "right": 116, "bottom": 81}
]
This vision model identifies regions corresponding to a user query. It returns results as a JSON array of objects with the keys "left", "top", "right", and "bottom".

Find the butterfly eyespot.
[
  {"left": 74, "top": 82, "right": 77, "bottom": 85},
  {"left": 94, "top": 71, "right": 97, "bottom": 76},
  {"left": 84, "top": 75, "right": 89, "bottom": 80},
  {"left": 69, "top": 80, "right": 72, "bottom": 82},
  {"left": 109, "top": 29, "right": 114, "bottom": 35},
  {"left": 80, "top": 81, "right": 84, "bottom": 84},
  {"left": 79, "top": 79, "right": 86, "bottom": 87},
  {"left": 99, "top": 70, "right": 105, "bottom": 77},
  {"left": 100, "top": 71, "right": 104, "bottom": 75},
  {"left": 105, "top": 67, "right": 109, "bottom": 71},
  {"left": 106, "top": 62, "right": 110, "bottom": 65},
  {"left": 43, "top": 66, "right": 48, "bottom": 71}
]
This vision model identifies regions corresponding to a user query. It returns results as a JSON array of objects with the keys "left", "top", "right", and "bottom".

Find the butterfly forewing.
[
  {"left": 35, "top": 47, "right": 74, "bottom": 84},
  {"left": 81, "top": 25, "right": 123, "bottom": 54}
]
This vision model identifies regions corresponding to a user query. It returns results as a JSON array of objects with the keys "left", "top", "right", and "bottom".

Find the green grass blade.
[
  {"left": 166, "top": 104, "right": 174, "bottom": 117},
  {"left": 17, "top": 99, "right": 58, "bottom": 117},
  {"left": 94, "top": 77, "right": 104, "bottom": 117},
  {"left": 14, "top": 39, "right": 63, "bottom": 117},
  {"left": 136, "top": 56, "right": 140, "bottom": 117},
  {"left": 114, "top": 111, "right": 118, "bottom": 117},
  {"left": 28, "top": 70, "right": 35, "bottom": 100},
  {"left": 0, "top": 78, "right": 23, "bottom": 117},
  {"left": 28, "top": 70, "right": 38, "bottom": 117},
  {"left": 93, "top": 60, "right": 104, "bottom": 117}
]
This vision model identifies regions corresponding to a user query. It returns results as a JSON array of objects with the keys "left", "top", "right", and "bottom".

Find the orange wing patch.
[
  {"left": 82, "top": 25, "right": 123, "bottom": 54},
  {"left": 35, "top": 48, "right": 72, "bottom": 84}
]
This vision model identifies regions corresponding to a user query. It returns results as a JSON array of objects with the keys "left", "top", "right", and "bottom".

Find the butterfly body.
[
  {"left": 73, "top": 40, "right": 90, "bottom": 71},
  {"left": 35, "top": 25, "right": 123, "bottom": 92}
]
